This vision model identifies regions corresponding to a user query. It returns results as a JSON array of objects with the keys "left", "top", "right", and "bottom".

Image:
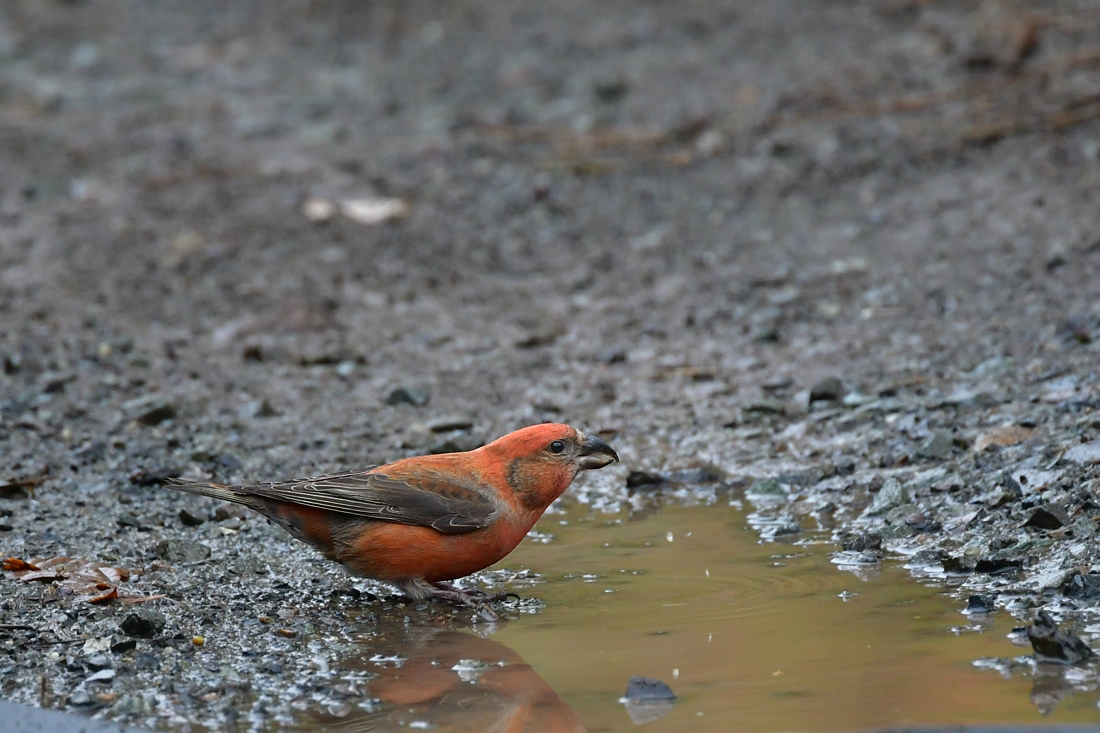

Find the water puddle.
[{"left": 299, "top": 501, "right": 1100, "bottom": 731}]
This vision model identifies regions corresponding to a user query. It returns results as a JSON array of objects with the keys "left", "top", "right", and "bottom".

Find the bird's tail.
[{"left": 163, "top": 478, "right": 261, "bottom": 509}]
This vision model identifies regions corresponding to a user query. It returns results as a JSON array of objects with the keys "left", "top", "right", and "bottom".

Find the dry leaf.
[
  {"left": 87, "top": 587, "right": 119, "bottom": 604},
  {"left": 972, "top": 425, "right": 1034, "bottom": 452},
  {"left": 2, "top": 558, "right": 40, "bottom": 572},
  {"left": 3, "top": 556, "right": 156, "bottom": 604}
]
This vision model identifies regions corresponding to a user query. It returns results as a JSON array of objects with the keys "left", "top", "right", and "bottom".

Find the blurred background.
[{"left": 1, "top": 1, "right": 1096, "bottom": 472}]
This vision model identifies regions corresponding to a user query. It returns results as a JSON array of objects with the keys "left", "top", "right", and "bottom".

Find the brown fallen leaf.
[
  {"left": 18, "top": 570, "right": 66, "bottom": 583},
  {"left": 86, "top": 587, "right": 119, "bottom": 604},
  {"left": 3, "top": 556, "right": 157, "bottom": 604},
  {"left": 120, "top": 594, "right": 166, "bottom": 604},
  {"left": 0, "top": 474, "right": 46, "bottom": 498},
  {"left": 973, "top": 425, "right": 1035, "bottom": 453},
  {"left": 2, "top": 558, "right": 40, "bottom": 572}
]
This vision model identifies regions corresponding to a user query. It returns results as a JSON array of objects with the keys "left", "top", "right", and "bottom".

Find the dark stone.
[
  {"left": 154, "top": 539, "right": 210, "bottom": 563},
  {"left": 626, "top": 471, "right": 666, "bottom": 490},
  {"left": 666, "top": 466, "right": 726, "bottom": 485},
  {"left": 428, "top": 417, "right": 475, "bottom": 433},
  {"left": 942, "top": 556, "right": 975, "bottom": 574},
  {"left": 128, "top": 467, "right": 181, "bottom": 486},
  {"left": 1027, "top": 610, "right": 1096, "bottom": 664},
  {"left": 747, "top": 477, "right": 786, "bottom": 497},
  {"left": 386, "top": 386, "right": 430, "bottom": 407},
  {"left": 119, "top": 608, "right": 165, "bottom": 638},
  {"left": 974, "top": 556, "right": 1022, "bottom": 574},
  {"left": 746, "top": 398, "right": 786, "bottom": 415},
  {"left": 260, "top": 659, "right": 284, "bottom": 675},
  {"left": 1063, "top": 573, "right": 1100, "bottom": 602},
  {"left": 123, "top": 395, "right": 178, "bottom": 426},
  {"left": 623, "top": 676, "right": 677, "bottom": 703},
  {"left": 841, "top": 532, "right": 882, "bottom": 553},
  {"left": 769, "top": 523, "right": 802, "bottom": 537},
  {"left": 178, "top": 509, "right": 205, "bottom": 527},
  {"left": 809, "top": 376, "right": 843, "bottom": 403},
  {"left": 209, "top": 453, "right": 242, "bottom": 471},
  {"left": 964, "top": 595, "right": 995, "bottom": 614},
  {"left": 1024, "top": 504, "right": 1072, "bottom": 530},
  {"left": 110, "top": 637, "right": 137, "bottom": 654},
  {"left": 753, "top": 326, "right": 780, "bottom": 343},
  {"left": 116, "top": 512, "right": 141, "bottom": 528},
  {"left": 904, "top": 512, "right": 942, "bottom": 533},
  {"left": 593, "top": 76, "right": 629, "bottom": 103}
]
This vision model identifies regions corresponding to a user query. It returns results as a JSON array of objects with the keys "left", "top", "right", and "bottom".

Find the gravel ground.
[{"left": 2, "top": 0, "right": 1100, "bottom": 729}]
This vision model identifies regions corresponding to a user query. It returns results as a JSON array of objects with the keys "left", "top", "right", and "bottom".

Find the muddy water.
[{"left": 308, "top": 501, "right": 1098, "bottom": 732}]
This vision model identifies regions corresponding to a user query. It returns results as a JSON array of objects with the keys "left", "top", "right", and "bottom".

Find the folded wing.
[{"left": 171, "top": 469, "right": 497, "bottom": 534}]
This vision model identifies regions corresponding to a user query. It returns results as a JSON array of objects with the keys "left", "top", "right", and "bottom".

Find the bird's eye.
[{"left": 549, "top": 440, "right": 565, "bottom": 454}]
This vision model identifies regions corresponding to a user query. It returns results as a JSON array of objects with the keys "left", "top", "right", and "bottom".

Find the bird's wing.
[{"left": 226, "top": 469, "right": 498, "bottom": 534}]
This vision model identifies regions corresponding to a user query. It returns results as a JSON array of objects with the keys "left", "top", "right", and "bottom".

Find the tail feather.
[{"left": 163, "top": 478, "right": 261, "bottom": 509}]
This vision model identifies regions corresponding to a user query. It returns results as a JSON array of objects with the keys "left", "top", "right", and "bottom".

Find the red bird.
[{"left": 166, "top": 424, "right": 618, "bottom": 605}]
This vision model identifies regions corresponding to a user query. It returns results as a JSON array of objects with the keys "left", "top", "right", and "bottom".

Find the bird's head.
[{"left": 482, "top": 423, "right": 619, "bottom": 513}]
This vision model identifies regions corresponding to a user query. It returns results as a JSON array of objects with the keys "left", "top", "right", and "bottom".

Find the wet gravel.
[{"left": 2, "top": 0, "right": 1100, "bottom": 728}]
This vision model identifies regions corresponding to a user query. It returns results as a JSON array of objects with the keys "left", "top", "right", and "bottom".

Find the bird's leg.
[{"left": 429, "top": 582, "right": 521, "bottom": 606}]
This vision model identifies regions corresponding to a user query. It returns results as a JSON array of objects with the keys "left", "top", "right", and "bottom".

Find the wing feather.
[{"left": 214, "top": 469, "right": 497, "bottom": 534}]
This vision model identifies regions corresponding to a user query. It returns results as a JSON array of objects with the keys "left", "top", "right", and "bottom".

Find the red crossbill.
[{"left": 167, "top": 423, "right": 618, "bottom": 605}]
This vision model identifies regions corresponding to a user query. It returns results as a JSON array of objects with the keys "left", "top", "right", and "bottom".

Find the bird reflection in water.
[{"left": 311, "top": 622, "right": 587, "bottom": 733}]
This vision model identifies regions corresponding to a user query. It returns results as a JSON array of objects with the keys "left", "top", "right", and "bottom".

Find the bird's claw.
[{"left": 428, "top": 584, "right": 522, "bottom": 608}]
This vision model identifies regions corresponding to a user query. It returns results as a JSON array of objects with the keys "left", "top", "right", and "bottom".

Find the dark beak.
[{"left": 577, "top": 433, "right": 619, "bottom": 470}]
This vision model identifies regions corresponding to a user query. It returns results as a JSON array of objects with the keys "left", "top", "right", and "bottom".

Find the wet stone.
[
  {"left": 905, "top": 511, "right": 942, "bottom": 534},
  {"left": 974, "top": 556, "right": 1022, "bottom": 574},
  {"left": 840, "top": 532, "right": 882, "bottom": 553},
  {"left": 809, "top": 376, "right": 844, "bottom": 403},
  {"left": 1064, "top": 573, "right": 1100, "bottom": 601},
  {"left": 942, "top": 556, "right": 976, "bottom": 574},
  {"left": 963, "top": 595, "right": 995, "bottom": 614},
  {"left": 154, "top": 538, "right": 211, "bottom": 563},
  {"left": 862, "top": 478, "right": 908, "bottom": 517},
  {"left": 746, "top": 477, "right": 786, "bottom": 498},
  {"left": 623, "top": 675, "right": 677, "bottom": 703},
  {"left": 1023, "top": 504, "right": 1072, "bottom": 530},
  {"left": 112, "top": 695, "right": 155, "bottom": 716},
  {"left": 1027, "top": 610, "right": 1096, "bottom": 664},
  {"left": 119, "top": 607, "right": 166, "bottom": 638}
]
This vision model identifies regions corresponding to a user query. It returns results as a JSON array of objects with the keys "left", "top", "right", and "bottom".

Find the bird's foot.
[{"left": 429, "top": 582, "right": 521, "bottom": 607}]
